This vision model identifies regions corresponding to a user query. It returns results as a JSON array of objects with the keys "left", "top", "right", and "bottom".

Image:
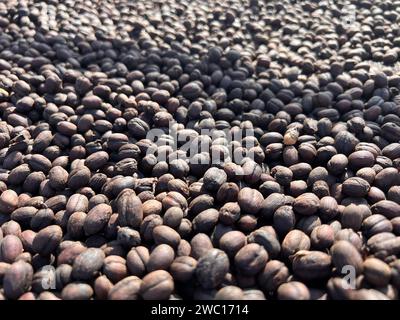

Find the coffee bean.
[
  {"left": 390, "top": 260, "right": 400, "bottom": 289},
  {"left": 32, "top": 267, "right": 57, "bottom": 293},
  {"left": 126, "top": 246, "right": 149, "bottom": 277},
  {"left": 55, "top": 264, "right": 72, "bottom": 291},
  {"left": 368, "top": 236, "right": 400, "bottom": 258},
  {"left": 237, "top": 187, "right": 264, "bottom": 214},
  {"left": 367, "top": 186, "right": 386, "bottom": 204},
  {"left": 342, "top": 177, "right": 370, "bottom": 197},
  {"left": 0, "top": 235, "right": 23, "bottom": 263},
  {"left": 326, "top": 277, "right": 352, "bottom": 300},
  {"left": 291, "top": 250, "right": 332, "bottom": 281},
  {"left": 27, "top": 154, "right": 52, "bottom": 173},
  {"left": 11, "top": 206, "right": 38, "bottom": 227},
  {"left": 259, "top": 181, "right": 282, "bottom": 197},
  {"left": 153, "top": 226, "right": 181, "bottom": 248},
  {"left": 216, "top": 182, "right": 239, "bottom": 203},
  {"left": 116, "top": 190, "right": 143, "bottom": 228},
  {"left": 1, "top": 0, "right": 400, "bottom": 300},
  {"left": 85, "top": 151, "right": 109, "bottom": 171},
  {"left": 117, "top": 227, "right": 141, "bottom": 248},
  {"left": 234, "top": 243, "right": 268, "bottom": 276},
  {"left": 243, "top": 289, "right": 266, "bottom": 300},
  {"left": 68, "top": 166, "right": 91, "bottom": 190},
  {"left": 310, "top": 225, "right": 335, "bottom": 250},
  {"left": 363, "top": 258, "right": 391, "bottom": 287},
  {"left": 260, "top": 193, "right": 287, "bottom": 219},
  {"left": 190, "top": 233, "right": 213, "bottom": 260},
  {"left": 277, "top": 282, "right": 310, "bottom": 300},
  {"left": 219, "top": 231, "right": 246, "bottom": 258},
  {"left": 387, "top": 205, "right": 400, "bottom": 230},
  {"left": 102, "top": 177, "right": 136, "bottom": 199},
  {"left": 356, "top": 168, "right": 376, "bottom": 185},
  {"left": 84, "top": 204, "right": 112, "bottom": 236},
  {"left": 341, "top": 204, "right": 365, "bottom": 231},
  {"left": 188, "top": 194, "right": 214, "bottom": 216},
  {"left": 271, "top": 166, "right": 293, "bottom": 186},
  {"left": 388, "top": 186, "right": 400, "bottom": 204},
  {"left": 297, "top": 215, "right": 321, "bottom": 236},
  {"left": 312, "top": 180, "right": 330, "bottom": 198},
  {"left": 147, "top": 244, "right": 175, "bottom": 272},
  {"left": 307, "top": 167, "right": 329, "bottom": 187},
  {"left": 23, "top": 172, "right": 46, "bottom": 194},
  {"left": 140, "top": 270, "right": 174, "bottom": 300},
  {"left": 362, "top": 214, "right": 393, "bottom": 238},
  {"left": 247, "top": 229, "right": 281, "bottom": 259},
  {"left": 293, "top": 193, "right": 320, "bottom": 215},
  {"left": 290, "top": 163, "right": 313, "bottom": 180},
  {"left": 170, "top": 256, "right": 197, "bottom": 282},
  {"left": 82, "top": 95, "right": 102, "bottom": 109},
  {"left": 258, "top": 260, "right": 290, "bottom": 292},
  {"left": 32, "top": 225, "right": 63, "bottom": 256},
  {"left": 108, "top": 276, "right": 141, "bottom": 300},
  {"left": 0, "top": 190, "right": 19, "bottom": 214},
  {"left": 31, "top": 209, "right": 55, "bottom": 232},
  {"left": 142, "top": 200, "right": 163, "bottom": 217},
  {"left": 371, "top": 200, "right": 400, "bottom": 219},
  {"left": 215, "top": 286, "right": 244, "bottom": 300},
  {"left": 350, "top": 289, "right": 390, "bottom": 300},
  {"left": 334, "top": 131, "right": 359, "bottom": 156},
  {"left": 182, "top": 82, "right": 202, "bottom": 99},
  {"left": 162, "top": 191, "right": 188, "bottom": 212},
  {"left": 196, "top": 249, "right": 229, "bottom": 289},
  {"left": 167, "top": 179, "right": 189, "bottom": 198},
  {"left": 374, "top": 168, "right": 400, "bottom": 191},
  {"left": 193, "top": 209, "right": 219, "bottom": 233},
  {"left": 71, "top": 248, "right": 105, "bottom": 281},
  {"left": 48, "top": 166, "right": 68, "bottom": 191},
  {"left": 8, "top": 164, "right": 31, "bottom": 186},
  {"left": 203, "top": 167, "right": 227, "bottom": 191},
  {"left": 140, "top": 214, "right": 163, "bottom": 242},
  {"left": 93, "top": 275, "right": 113, "bottom": 299},
  {"left": 3, "top": 261, "right": 33, "bottom": 299},
  {"left": 0, "top": 262, "right": 10, "bottom": 281},
  {"left": 61, "top": 283, "right": 93, "bottom": 300},
  {"left": 66, "top": 194, "right": 89, "bottom": 215},
  {"left": 177, "top": 239, "right": 191, "bottom": 257},
  {"left": 331, "top": 241, "right": 363, "bottom": 275},
  {"left": 282, "top": 230, "right": 311, "bottom": 259},
  {"left": 366, "top": 233, "right": 395, "bottom": 251},
  {"left": 57, "top": 242, "right": 85, "bottom": 265},
  {"left": 115, "top": 158, "right": 138, "bottom": 176}
]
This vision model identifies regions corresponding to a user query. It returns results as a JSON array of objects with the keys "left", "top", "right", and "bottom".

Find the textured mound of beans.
[{"left": 1, "top": 0, "right": 400, "bottom": 300}]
